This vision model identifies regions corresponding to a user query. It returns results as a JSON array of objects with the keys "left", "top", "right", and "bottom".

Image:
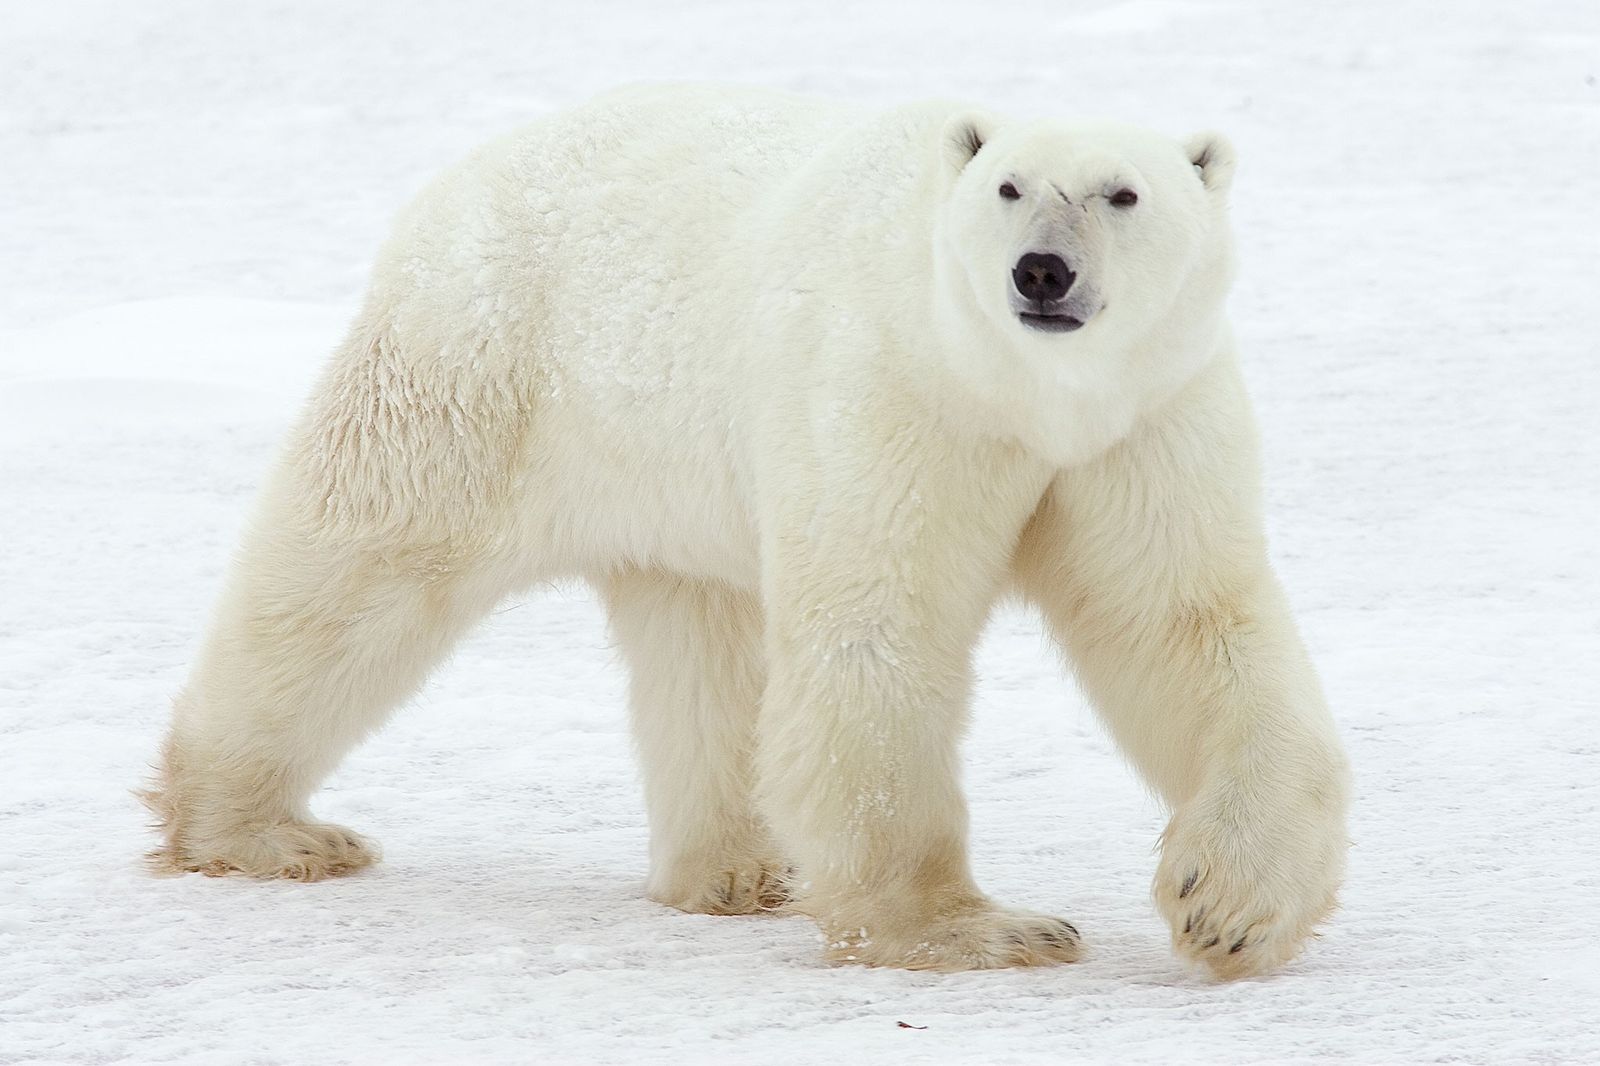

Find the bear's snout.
[{"left": 1012, "top": 252, "right": 1075, "bottom": 303}]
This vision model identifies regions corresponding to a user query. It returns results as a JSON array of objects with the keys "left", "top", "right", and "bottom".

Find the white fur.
[{"left": 146, "top": 85, "right": 1350, "bottom": 979}]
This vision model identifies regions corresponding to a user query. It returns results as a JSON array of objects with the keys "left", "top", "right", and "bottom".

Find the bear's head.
[{"left": 933, "top": 113, "right": 1235, "bottom": 359}]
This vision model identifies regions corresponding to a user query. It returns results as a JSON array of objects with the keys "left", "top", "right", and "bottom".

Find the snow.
[{"left": 2, "top": 0, "right": 1598, "bottom": 1062}]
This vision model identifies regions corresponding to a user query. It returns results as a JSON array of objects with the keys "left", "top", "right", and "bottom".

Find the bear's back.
[{"left": 368, "top": 87, "right": 892, "bottom": 362}]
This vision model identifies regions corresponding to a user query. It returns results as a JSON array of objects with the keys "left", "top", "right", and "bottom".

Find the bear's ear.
[
  {"left": 1185, "top": 131, "right": 1237, "bottom": 198},
  {"left": 941, "top": 109, "right": 997, "bottom": 174}
]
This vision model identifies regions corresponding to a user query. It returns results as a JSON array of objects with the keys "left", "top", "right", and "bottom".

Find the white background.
[{"left": 2, "top": 1, "right": 1597, "bottom": 1062}]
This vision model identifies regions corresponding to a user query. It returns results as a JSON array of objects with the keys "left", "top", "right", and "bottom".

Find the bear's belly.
[{"left": 509, "top": 375, "right": 763, "bottom": 588}]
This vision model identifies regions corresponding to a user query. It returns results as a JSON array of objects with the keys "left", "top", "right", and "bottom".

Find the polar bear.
[{"left": 145, "top": 85, "right": 1350, "bottom": 980}]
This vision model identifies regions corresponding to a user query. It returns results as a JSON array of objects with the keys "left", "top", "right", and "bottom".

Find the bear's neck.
[{"left": 914, "top": 277, "right": 1229, "bottom": 468}]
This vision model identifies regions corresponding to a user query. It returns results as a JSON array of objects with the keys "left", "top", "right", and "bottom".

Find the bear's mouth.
[{"left": 1018, "top": 311, "right": 1084, "bottom": 333}]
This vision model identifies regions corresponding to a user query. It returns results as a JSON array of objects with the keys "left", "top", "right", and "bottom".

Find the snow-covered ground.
[{"left": 3, "top": 1, "right": 1597, "bottom": 1062}]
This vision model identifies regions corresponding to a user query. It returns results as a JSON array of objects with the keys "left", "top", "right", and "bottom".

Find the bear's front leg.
[
  {"left": 753, "top": 426, "right": 1079, "bottom": 971},
  {"left": 1015, "top": 355, "right": 1351, "bottom": 979}
]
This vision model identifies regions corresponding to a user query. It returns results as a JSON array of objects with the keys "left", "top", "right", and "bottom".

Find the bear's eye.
[
  {"left": 998, "top": 182, "right": 1021, "bottom": 201},
  {"left": 1110, "top": 188, "right": 1139, "bottom": 207}
]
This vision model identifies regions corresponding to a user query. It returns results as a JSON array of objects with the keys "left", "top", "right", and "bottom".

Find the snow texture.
[{"left": 2, "top": 1, "right": 1598, "bottom": 1063}]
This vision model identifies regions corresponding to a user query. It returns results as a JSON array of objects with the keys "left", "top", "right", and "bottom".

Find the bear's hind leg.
[
  {"left": 601, "top": 569, "right": 787, "bottom": 915},
  {"left": 146, "top": 510, "right": 513, "bottom": 879},
  {"left": 147, "top": 326, "right": 532, "bottom": 879}
]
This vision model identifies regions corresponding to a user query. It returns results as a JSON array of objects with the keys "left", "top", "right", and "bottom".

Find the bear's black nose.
[{"left": 1012, "top": 252, "right": 1075, "bottom": 303}]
